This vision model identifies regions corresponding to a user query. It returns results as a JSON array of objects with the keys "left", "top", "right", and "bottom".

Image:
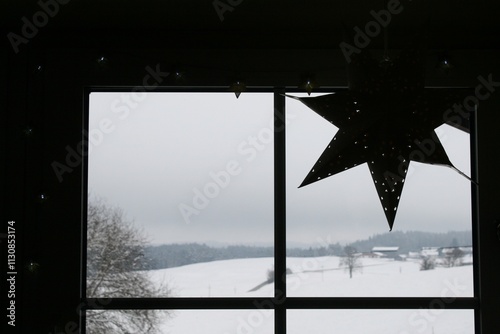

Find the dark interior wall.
[
  {"left": 3, "top": 43, "right": 500, "bottom": 333},
  {"left": 476, "top": 92, "right": 500, "bottom": 332},
  {"left": 2, "top": 1, "right": 500, "bottom": 332}
]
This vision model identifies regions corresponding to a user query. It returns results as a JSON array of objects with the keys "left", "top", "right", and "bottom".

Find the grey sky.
[{"left": 88, "top": 92, "right": 472, "bottom": 246}]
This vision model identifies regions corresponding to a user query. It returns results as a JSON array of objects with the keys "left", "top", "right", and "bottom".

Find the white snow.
[
  {"left": 147, "top": 256, "right": 474, "bottom": 333},
  {"left": 371, "top": 246, "right": 400, "bottom": 252}
]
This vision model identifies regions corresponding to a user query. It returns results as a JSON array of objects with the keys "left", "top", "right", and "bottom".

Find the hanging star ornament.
[{"left": 289, "top": 42, "right": 474, "bottom": 230}]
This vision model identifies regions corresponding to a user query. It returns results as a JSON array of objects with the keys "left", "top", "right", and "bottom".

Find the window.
[
  {"left": 83, "top": 88, "right": 478, "bottom": 333},
  {"left": 286, "top": 93, "right": 474, "bottom": 298}
]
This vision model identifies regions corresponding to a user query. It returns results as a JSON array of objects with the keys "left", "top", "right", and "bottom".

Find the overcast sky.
[{"left": 88, "top": 92, "right": 472, "bottom": 247}]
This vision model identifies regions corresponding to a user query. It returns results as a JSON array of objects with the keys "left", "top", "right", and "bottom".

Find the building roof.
[{"left": 372, "top": 246, "right": 399, "bottom": 252}]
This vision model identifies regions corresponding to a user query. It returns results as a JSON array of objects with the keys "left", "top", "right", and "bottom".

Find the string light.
[
  {"left": 96, "top": 55, "right": 109, "bottom": 69},
  {"left": 299, "top": 74, "right": 318, "bottom": 95},
  {"left": 34, "top": 64, "right": 43, "bottom": 74},
  {"left": 437, "top": 52, "right": 454, "bottom": 73},
  {"left": 26, "top": 260, "right": 41, "bottom": 273},
  {"left": 37, "top": 192, "right": 49, "bottom": 204},
  {"left": 170, "top": 66, "right": 187, "bottom": 85},
  {"left": 23, "top": 123, "right": 34, "bottom": 137},
  {"left": 229, "top": 80, "right": 246, "bottom": 99},
  {"left": 174, "top": 71, "right": 184, "bottom": 81},
  {"left": 379, "top": 56, "right": 393, "bottom": 70}
]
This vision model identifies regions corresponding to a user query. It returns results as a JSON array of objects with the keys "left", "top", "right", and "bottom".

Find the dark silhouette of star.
[{"left": 291, "top": 45, "right": 472, "bottom": 230}]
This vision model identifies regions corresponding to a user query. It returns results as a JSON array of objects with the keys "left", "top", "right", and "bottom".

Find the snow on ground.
[
  {"left": 286, "top": 256, "right": 473, "bottom": 297},
  {"left": 148, "top": 256, "right": 474, "bottom": 334},
  {"left": 150, "top": 257, "right": 274, "bottom": 297}
]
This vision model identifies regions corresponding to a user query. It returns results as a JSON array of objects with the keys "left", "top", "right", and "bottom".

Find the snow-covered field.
[{"left": 147, "top": 256, "right": 474, "bottom": 334}]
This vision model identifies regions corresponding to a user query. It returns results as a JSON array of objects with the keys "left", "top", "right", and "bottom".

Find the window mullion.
[
  {"left": 274, "top": 88, "right": 287, "bottom": 334},
  {"left": 470, "top": 105, "right": 481, "bottom": 334}
]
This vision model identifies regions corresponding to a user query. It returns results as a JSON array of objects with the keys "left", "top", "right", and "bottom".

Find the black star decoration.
[{"left": 290, "top": 44, "right": 473, "bottom": 230}]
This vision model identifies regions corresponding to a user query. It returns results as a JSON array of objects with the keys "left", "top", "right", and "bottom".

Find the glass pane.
[
  {"left": 287, "top": 310, "right": 474, "bottom": 334},
  {"left": 86, "top": 310, "right": 273, "bottom": 334},
  {"left": 87, "top": 92, "right": 274, "bottom": 298},
  {"left": 286, "top": 93, "right": 473, "bottom": 297}
]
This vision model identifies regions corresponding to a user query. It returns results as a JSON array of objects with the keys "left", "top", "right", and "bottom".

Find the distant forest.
[{"left": 145, "top": 230, "right": 471, "bottom": 270}]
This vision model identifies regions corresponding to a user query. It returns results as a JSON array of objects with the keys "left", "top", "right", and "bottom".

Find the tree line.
[
  {"left": 144, "top": 230, "right": 471, "bottom": 270},
  {"left": 347, "top": 230, "right": 472, "bottom": 254},
  {"left": 144, "top": 243, "right": 348, "bottom": 270}
]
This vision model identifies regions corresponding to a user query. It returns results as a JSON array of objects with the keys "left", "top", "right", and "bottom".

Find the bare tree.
[
  {"left": 86, "top": 198, "right": 171, "bottom": 334},
  {"left": 339, "top": 246, "right": 362, "bottom": 279},
  {"left": 266, "top": 267, "right": 293, "bottom": 283},
  {"left": 443, "top": 247, "right": 464, "bottom": 267},
  {"left": 420, "top": 256, "right": 436, "bottom": 271}
]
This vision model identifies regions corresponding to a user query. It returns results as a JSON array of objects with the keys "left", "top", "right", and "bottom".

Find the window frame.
[{"left": 81, "top": 86, "right": 480, "bottom": 334}]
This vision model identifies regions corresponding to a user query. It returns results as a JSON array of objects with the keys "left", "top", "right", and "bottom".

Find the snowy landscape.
[{"left": 144, "top": 256, "right": 474, "bottom": 334}]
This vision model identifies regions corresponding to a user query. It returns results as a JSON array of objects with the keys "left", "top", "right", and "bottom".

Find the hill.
[
  {"left": 347, "top": 230, "right": 472, "bottom": 254},
  {"left": 147, "top": 256, "right": 474, "bottom": 334},
  {"left": 145, "top": 230, "right": 472, "bottom": 269}
]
